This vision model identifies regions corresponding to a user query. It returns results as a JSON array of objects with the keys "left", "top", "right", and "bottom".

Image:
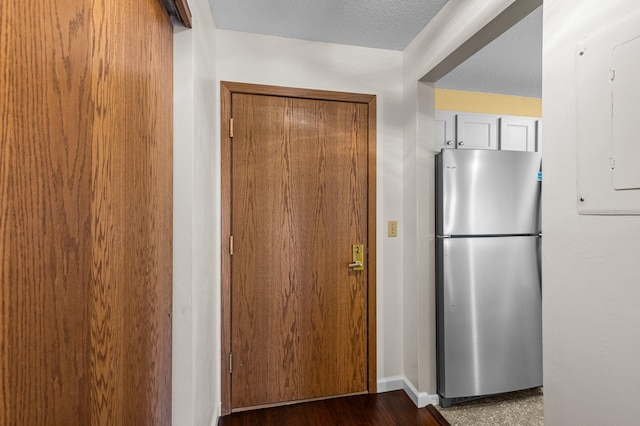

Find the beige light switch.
[{"left": 388, "top": 221, "right": 398, "bottom": 237}]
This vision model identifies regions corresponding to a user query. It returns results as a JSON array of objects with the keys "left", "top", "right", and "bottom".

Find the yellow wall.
[{"left": 435, "top": 89, "right": 542, "bottom": 117}]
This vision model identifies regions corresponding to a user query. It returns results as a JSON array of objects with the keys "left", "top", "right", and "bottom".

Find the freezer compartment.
[
  {"left": 436, "top": 149, "right": 541, "bottom": 236},
  {"left": 436, "top": 236, "right": 542, "bottom": 400}
]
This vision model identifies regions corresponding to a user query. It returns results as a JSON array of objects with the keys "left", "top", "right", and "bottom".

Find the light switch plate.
[{"left": 388, "top": 221, "right": 397, "bottom": 237}]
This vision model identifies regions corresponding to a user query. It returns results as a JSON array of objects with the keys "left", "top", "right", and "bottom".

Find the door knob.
[{"left": 349, "top": 244, "right": 364, "bottom": 271}]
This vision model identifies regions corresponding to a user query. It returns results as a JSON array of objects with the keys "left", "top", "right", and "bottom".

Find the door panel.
[
  {"left": 612, "top": 36, "right": 640, "bottom": 190},
  {"left": 437, "top": 236, "right": 543, "bottom": 398},
  {"left": 435, "top": 111, "right": 455, "bottom": 151},
  {"left": 499, "top": 117, "right": 537, "bottom": 152},
  {"left": 456, "top": 113, "right": 498, "bottom": 150},
  {"left": 230, "top": 93, "right": 369, "bottom": 409},
  {"left": 437, "top": 149, "right": 541, "bottom": 236},
  {"left": 0, "top": 0, "right": 172, "bottom": 423}
]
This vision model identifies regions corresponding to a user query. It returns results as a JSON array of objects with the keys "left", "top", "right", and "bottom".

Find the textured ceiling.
[
  {"left": 208, "top": 0, "right": 542, "bottom": 97},
  {"left": 209, "top": 0, "right": 449, "bottom": 51},
  {"left": 436, "top": 6, "right": 542, "bottom": 98}
]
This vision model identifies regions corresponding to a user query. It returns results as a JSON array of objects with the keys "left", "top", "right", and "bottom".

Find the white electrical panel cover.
[
  {"left": 576, "top": 10, "right": 640, "bottom": 214},
  {"left": 611, "top": 36, "right": 640, "bottom": 190}
]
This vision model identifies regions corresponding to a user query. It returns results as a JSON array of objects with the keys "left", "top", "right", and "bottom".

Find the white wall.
[
  {"left": 175, "top": 0, "right": 557, "bottom": 419},
  {"left": 173, "top": 23, "right": 195, "bottom": 426},
  {"left": 401, "top": 0, "right": 522, "bottom": 401},
  {"left": 173, "top": 0, "right": 219, "bottom": 424},
  {"left": 542, "top": 1, "right": 640, "bottom": 424},
  {"left": 216, "top": 30, "right": 405, "bottom": 384}
]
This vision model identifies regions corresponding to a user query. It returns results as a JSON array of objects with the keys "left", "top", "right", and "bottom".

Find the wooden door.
[
  {"left": 221, "top": 83, "right": 376, "bottom": 412},
  {"left": 0, "top": 0, "right": 172, "bottom": 423}
]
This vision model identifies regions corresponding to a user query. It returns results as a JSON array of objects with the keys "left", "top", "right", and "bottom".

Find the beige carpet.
[{"left": 435, "top": 388, "right": 544, "bottom": 426}]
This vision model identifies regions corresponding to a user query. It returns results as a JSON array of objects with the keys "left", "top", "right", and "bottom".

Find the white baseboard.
[
  {"left": 402, "top": 378, "right": 440, "bottom": 408},
  {"left": 376, "top": 376, "right": 404, "bottom": 392},
  {"left": 377, "top": 376, "right": 440, "bottom": 408}
]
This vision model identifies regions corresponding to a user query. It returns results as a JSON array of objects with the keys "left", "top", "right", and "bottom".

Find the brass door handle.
[{"left": 350, "top": 244, "right": 364, "bottom": 271}]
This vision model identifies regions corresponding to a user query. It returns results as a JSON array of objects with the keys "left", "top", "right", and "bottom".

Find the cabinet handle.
[
  {"left": 458, "top": 141, "right": 464, "bottom": 146},
  {"left": 446, "top": 140, "right": 452, "bottom": 145}
]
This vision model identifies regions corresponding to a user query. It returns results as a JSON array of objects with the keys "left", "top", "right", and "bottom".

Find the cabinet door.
[
  {"left": 456, "top": 113, "right": 498, "bottom": 150},
  {"left": 437, "top": 236, "right": 542, "bottom": 399},
  {"left": 435, "top": 111, "right": 455, "bottom": 152},
  {"left": 500, "top": 117, "right": 538, "bottom": 152}
]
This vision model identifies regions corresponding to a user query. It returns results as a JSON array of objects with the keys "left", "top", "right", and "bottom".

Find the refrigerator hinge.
[{"left": 610, "top": 157, "right": 616, "bottom": 170}]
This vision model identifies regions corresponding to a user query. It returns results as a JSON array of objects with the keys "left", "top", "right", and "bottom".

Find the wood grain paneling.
[
  {"left": 1, "top": 0, "right": 172, "bottom": 424},
  {"left": 221, "top": 82, "right": 376, "bottom": 413},
  {"left": 89, "top": 0, "right": 173, "bottom": 424},
  {"left": 220, "top": 83, "right": 234, "bottom": 415},
  {"left": 231, "top": 94, "right": 369, "bottom": 408},
  {"left": 0, "top": 1, "right": 93, "bottom": 423}
]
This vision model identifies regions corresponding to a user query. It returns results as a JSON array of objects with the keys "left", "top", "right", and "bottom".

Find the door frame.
[{"left": 220, "top": 81, "right": 377, "bottom": 415}]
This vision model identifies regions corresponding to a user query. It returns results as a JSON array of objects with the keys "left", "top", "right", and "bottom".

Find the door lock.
[{"left": 349, "top": 244, "right": 364, "bottom": 271}]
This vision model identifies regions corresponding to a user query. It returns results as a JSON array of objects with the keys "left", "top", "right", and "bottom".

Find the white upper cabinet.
[
  {"left": 435, "top": 111, "right": 455, "bottom": 151},
  {"left": 434, "top": 110, "right": 541, "bottom": 153},
  {"left": 499, "top": 117, "right": 538, "bottom": 152},
  {"left": 456, "top": 113, "right": 498, "bottom": 150}
]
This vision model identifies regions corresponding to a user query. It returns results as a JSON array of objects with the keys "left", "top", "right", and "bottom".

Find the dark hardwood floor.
[{"left": 218, "top": 390, "right": 450, "bottom": 425}]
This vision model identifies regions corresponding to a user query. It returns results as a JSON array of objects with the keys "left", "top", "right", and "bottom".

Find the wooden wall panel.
[
  {"left": 1, "top": 0, "right": 173, "bottom": 424},
  {"left": 119, "top": 0, "right": 173, "bottom": 423},
  {"left": 89, "top": 0, "right": 173, "bottom": 423},
  {"left": 0, "top": 1, "right": 93, "bottom": 423}
]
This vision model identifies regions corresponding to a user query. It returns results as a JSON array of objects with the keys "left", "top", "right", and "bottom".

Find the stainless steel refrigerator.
[{"left": 435, "top": 149, "right": 543, "bottom": 408}]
